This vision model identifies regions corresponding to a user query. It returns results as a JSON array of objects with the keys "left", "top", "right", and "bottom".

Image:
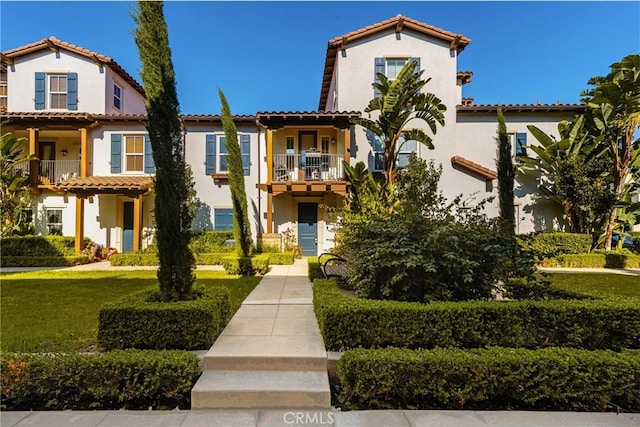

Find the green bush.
[
  {"left": 194, "top": 253, "right": 226, "bottom": 265},
  {"left": 308, "top": 257, "right": 323, "bottom": 282},
  {"left": 503, "top": 278, "right": 592, "bottom": 300},
  {"left": 0, "top": 350, "right": 200, "bottom": 410},
  {"left": 266, "top": 252, "right": 295, "bottom": 265},
  {"left": 109, "top": 252, "right": 158, "bottom": 266},
  {"left": 98, "top": 287, "right": 230, "bottom": 350},
  {"left": 1, "top": 236, "right": 91, "bottom": 257},
  {"left": 0, "top": 255, "right": 90, "bottom": 267},
  {"left": 517, "top": 232, "right": 592, "bottom": 260},
  {"left": 313, "top": 279, "right": 640, "bottom": 351},
  {"left": 337, "top": 347, "right": 640, "bottom": 411},
  {"left": 556, "top": 253, "right": 606, "bottom": 268},
  {"left": 541, "top": 252, "right": 640, "bottom": 268},
  {"left": 221, "top": 254, "right": 269, "bottom": 275},
  {"left": 189, "top": 230, "right": 235, "bottom": 253}
]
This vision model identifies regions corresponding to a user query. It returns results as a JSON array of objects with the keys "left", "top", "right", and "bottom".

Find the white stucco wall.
[
  {"left": 104, "top": 68, "right": 147, "bottom": 115},
  {"left": 90, "top": 124, "right": 149, "bottom": 176}
]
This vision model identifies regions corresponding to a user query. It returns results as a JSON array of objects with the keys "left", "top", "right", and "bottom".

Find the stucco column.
[
  {"left": 266, "top": 129, "right": 273, "bottom": 183},
  {"left": 343, "top": 127, "right": 351, "bottom": 176},
  {"left": 28, "top": 128, "right": 39, "bottom": 186},
  {"left": 133, "top": 196, "right": 143, "bottom": 251},
  {"left": 79, "top": 127, "right": 89, "bottom": 177},
  {"left": 75, "top": 197, "right": 84, "bottom": 253}
]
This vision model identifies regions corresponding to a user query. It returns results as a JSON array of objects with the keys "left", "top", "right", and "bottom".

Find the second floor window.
[
  {"left": 49, "top": 75, "right": 67, "bottom": 109},
  {"left": 125, "top": 135, "right": 144, "bottom": 172},
  {"left": 205, "top": 134, "right": 250, "bottom": 175},
  {"left": 385, "top": 58, "right": 407, "bottom": 80},
  {"left": 114, "top": 83, "right": 122, "bottom": 110},
  {"left": 0, "top": 71, "right": 7, "bottom": 110}
]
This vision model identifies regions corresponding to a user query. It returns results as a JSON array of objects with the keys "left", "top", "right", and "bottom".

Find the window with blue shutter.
[
  {"left": 66, "top": 73, "right": 78, "bottom": 110},
  {"left": 34, "top": 72, "right": 45, "bottom": 110},
  {"left": 110, "top": 133, "right": 122, "bottom": 173},
  {"left": 205, "top": 134, "right": 217, "bottom": 175},
  {"left": 515, "top": 133, "right": 527, "bottom": 156},
  {"left": 214, "top": 208, "right": 233, "bottom": 231},
  {"left": 144, "top": 135, "right": 155, "bottom": 173},
  {"left": 240, "top": 134, "right": 250, "bottom": 175},
  {"left": 410, "top": 57, "right": 420, "bottom": 74},
  {"left": 374, "top": 57, "right": 385, "bottom": 99}
]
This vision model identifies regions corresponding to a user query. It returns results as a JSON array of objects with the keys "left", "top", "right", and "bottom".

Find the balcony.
[
  {"left": 272, "top": 153, "right": 344, "bottom": 182},
  {"left": 14, "top": 160, "right": 80, "bottom": 186}
]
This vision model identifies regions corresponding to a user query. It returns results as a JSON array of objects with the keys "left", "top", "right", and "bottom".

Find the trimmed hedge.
[
  {"left": 517, "top": 232, "right": 591, "bottom": 260},
  {"left": 0, "top": 255, "right": 90, "bottom": 267},
  {"left": 189, "top": 230, "right": 235, "bottom": 253},
  {"left": 1, "top": 235, "right": 90, "bottom": 257},
  {"left": 98, "top": 287, "right": 230, "bottom": 350},
  {"left": 109, "top": 252, "right": 158, "bottom": 266},
  {"left": 313, "top": 279, "right": 640, "bottom": 351},
  {"left": 337, "top": 347, "right": 640, "bottom": 411},
  {"left": 221, "top": 254, "right": 269, "bottom": 275},
  {"left": 308, "top": 256, "right": 323, "bottom": 281},
  {"left": 195, "top": 253, "right": 226, "bottom": 265},
  {"left": 538, "top": 253, "right": 640, "bottom": 268},
  {"left": 0, "top": 350, "right": 200, "bottom": 410},
  {"left": 266, "top": 252, "right": 295, "bottom": 265}
]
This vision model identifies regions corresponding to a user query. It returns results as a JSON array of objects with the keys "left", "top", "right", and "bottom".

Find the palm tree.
[
  {"left": 352, "top": 60, "right": 446, "bottom": 190},
  {"left": 582, "top": 54, "right": 640, "bottom": 249}
]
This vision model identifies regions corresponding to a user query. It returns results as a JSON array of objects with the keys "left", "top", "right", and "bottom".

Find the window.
[
  {"left": 371, "top": 134, "right": 384, "bottom": 172},
  {"left": 385, "top": 58, "right": 407, "bottom": 80},
  {"left": 22, "top": 209, "right": 33, "bottom": 225},
  {"left": 286, "top": 136, "right": 295, "bottom": 153},
  {"left": 113, "top": 83, "right": 122, "bottom": 110},
  {"left": 397, "top": 136, "right": 418, "bottom": 169},
  {"left": 515, "top": 133, "right": 527, "bottom": 157},
  {"left": 49, "top": 75, "right": 67, "bottom": 109},
  {"left": 0, "top": 71, "right": 7, "bottom": 110},
  {"left": 218, "top": 136, "right": 229, "bottom": 172},
  {"left": 321, "top": 137, "right": 330, "bottom": 154},
  {"left": 125, "top": 135, "right": 144, "bottom": 172},
  {"left": 47, "top": 209, "right": 63, "bottom": 235},
  {"left": 214, "top": 208, "right": 233, "bottom": 231},
  {"left": 205, "top": 134, "right": 250, "bottom": 175}
]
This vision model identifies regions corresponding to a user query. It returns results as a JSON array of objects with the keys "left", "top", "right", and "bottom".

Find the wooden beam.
[
  {"left": 395, "top": 16, "right": 404, "bottom": 33},
  {"left": 0, "top": 53, "right": 14, "bottom": 66},
  {"left": 267, "top": 193, "right": 273, "bottom": 234},
  {"left": 133, "top": 196, "right": 142, "bottom": 251},
  {"left": 75, "top": 198, "right": 84, "bottom": 253},
  {"left": 45, "top": 38, "right": 59, "bottom": 53},
  {"left": 28, "top": 128, "right": 39, "bottom": 186},
  {"left": 266, "top": 129, "right": 274, "bottom": 183},
  {"left": 79, "top": 128, "right": 89, "bottom": 177},
  {"left": 343, "top": 127, "right": 350, "bottom": 175}
]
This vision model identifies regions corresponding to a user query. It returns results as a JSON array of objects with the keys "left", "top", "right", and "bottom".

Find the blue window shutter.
[
  {"left": 110, "top": 133, "right": 122, "bottom": 173},
  {"left": 205, "top": 134, "right": 217, "bottom": 174},
  {"left": 410, "top": 57, "right": 421, "bottom": 74},
  {"left": 240, "top": 134, "right": 250, "bottom": 175},
  {"left": 374, "top": 57, "right": 385, "bottom": 99},
  {"left": 144, "top": 135, "right": 155, "bottom": 173},
  {"left": 516, "top": 133, "right": 527, "bottom": 156},
  {"left": 214, "top": 208, "right": 233, "bottom": 231},
  {"left": 35, "top": 72, "right": 45, "bottom": 110},
  {"left": 66, "top": 73, "right": 78, "bottom": 110}
]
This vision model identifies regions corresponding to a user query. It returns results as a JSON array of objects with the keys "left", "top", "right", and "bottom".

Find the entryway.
[{"left": 298, "top": 202, "right": 317, "bottom": 256}]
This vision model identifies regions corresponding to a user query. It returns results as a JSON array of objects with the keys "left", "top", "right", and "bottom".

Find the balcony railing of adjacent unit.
[
  {"left": 272, "top": 153, "right": 344, "bottom": 182},
  {"left": 37, "top": 160, "right": 81, "bottom": 185}
]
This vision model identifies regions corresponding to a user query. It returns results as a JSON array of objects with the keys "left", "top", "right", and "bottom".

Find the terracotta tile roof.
[
  {"left": 56, "top": 176, "right": 153, "bottom": 192},
  {"left": 1, "top": 112, "right": 255, "bottom": 125},
  {"left": 319, "top": 15, "right": 471, "bottom": 109},
  {"left": 256, "top": 111, "right": 361, "bottom": 129},
  {"left": 457, "top": 103, "right": 586, "bottom": 113},
  {"left": 1, "top": 37, "right": 145, "bottom": 98},
  {"left": 451, "top": 156, "right": 497, "bottom": 180},
  {"left": 457, "top": 71, "right": 473, "bottom": 85},
  {"left": 182, "top": 114, "right": 256, "bottom": 124}
]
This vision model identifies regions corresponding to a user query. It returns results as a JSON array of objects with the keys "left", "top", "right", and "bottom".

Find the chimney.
[{"left": 461, "top": 98, "right": 474, "bottom": 106}]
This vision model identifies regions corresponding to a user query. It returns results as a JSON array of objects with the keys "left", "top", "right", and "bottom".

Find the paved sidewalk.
[{"left": 2, "top": 409, "right": 638, "bottom": 426}]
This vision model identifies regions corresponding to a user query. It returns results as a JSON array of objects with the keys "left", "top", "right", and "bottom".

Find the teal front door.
[
  {"left": 123, "top": 202, "right": 134, "bottom": 253},
  {"left": 298, "top": 203, "right": 317, "bottom": 256}
]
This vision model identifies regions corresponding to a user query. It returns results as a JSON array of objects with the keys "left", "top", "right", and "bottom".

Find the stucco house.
[{"left": 1, "top": 15, "right": 586, "bottom": 256}]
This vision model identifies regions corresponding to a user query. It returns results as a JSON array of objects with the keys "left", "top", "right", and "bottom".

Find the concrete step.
[
  {"left": 203, "top": 336, "right": 327, "bottom": 371},
  {"left": 191, "top": 370, "right": 331, "bottom": 409}
]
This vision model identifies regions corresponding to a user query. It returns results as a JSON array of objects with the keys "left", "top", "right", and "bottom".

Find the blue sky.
[{"left": 1, "top": 1, "right": 638, "bottom": 115}]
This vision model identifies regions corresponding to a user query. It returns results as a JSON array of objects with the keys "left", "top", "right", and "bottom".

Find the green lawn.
[
  {"left": 0, "top": 270, "right": 260, "bottom": 353},
  {"left": 544, "top": 273, "right": 640, "bottom": 299}
]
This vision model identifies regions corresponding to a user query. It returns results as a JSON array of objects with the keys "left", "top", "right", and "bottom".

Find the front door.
[
  {"left": 39, "top": 142, "right": 55, "bottom": 183},
  {"left": 123, "top": 202, "right": 134, "bottom": 253},
  {"left": 298, "top": 203, "right": 317, "bottom": 256}
]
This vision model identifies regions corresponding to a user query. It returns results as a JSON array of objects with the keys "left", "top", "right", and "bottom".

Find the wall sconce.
[
  {"left": 61, "top": 149, "right": 68, "bottom": 157},
  {"left": 331, "top": 138, "right": 336, "bottom": 145}
]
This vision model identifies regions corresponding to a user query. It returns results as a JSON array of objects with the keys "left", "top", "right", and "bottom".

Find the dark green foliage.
[
  {"left": 308, "top": 256, "right": 323, "bottom": 281},
  {"left": 1, "top": 235, "right": 90, "bottom": 256},
  {"left": 266, "top": 252, "right": 295, "bottom": 265},
  {"left": 496, "top": 109, "right": 515, "bottom": 233},
  {"left": 109, "top": 252, "right": 158, "bottom": 266},
  {"left": 517, "top": 232, "right": 592, "bottom": 260},
  {"left": 218, "top": 89, "right": 252, "bottom": 257},
  {"left": 190, "top": 230, "right": 235, "bottom": 253},
  {"left": 0, "top": 255, "right": 90, "bottom": 267},
  {"left": 0, "top": 350, "right": 200, "bottom": 410},
  {"left": 98, "top": 287, "right": 229, "bottom": 350},
  {"left": 313, "top": 279, "right": 639, "bottom": 351},
  {"left": 133, "top": 1, "right": 195, "bottom": 301},
  {"left": 337, "top": 347, "right": 640, "bottom": 410},
  {"left": 221, "top": 254, "right": 269, "bottom": 275},
  {"left": 503, "top": 278, "right": 592, "bottom": 300},
  {"left": 540, "top": 252, "right": 640, "bottom": 268}
]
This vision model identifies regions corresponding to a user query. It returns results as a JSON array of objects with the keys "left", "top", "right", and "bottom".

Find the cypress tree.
[
  {"left": 218, "top": 89, "right": 253, "bottom": 257},
  {"left": 496, "top": 108, "right": 516, "bottom": 235},
  {"left": 133, "top": 1, "right": 195, "bottom": 301}
]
